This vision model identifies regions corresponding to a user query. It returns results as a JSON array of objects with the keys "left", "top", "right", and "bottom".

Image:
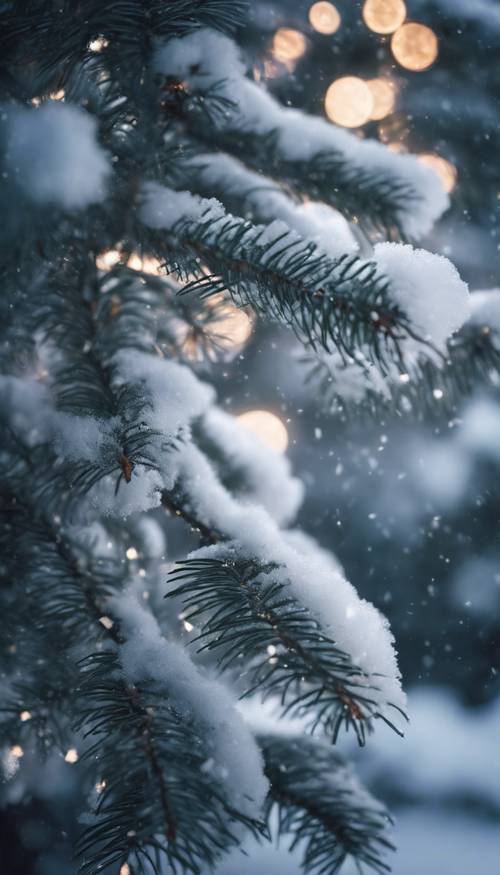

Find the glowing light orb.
[
  {"left": 96, "top": 249, "right": 121, "bottom": 270},
  {"left": 64, "top": 748, "right": 79, "bottom": 763},
  {"left": 209, "top": 300, "right": 253, "bottom": 351},
  {"left": 236, "top": 410, "right": 289, "bottom": 454},
  {"left": 10, "top": 745, "right": 23, "bottom": 758},
  {"left": 120, "top": 866, "right": 131, "bottom": 875},
  {"left": 181, "top": 295, "right": 253, "bottom": 361},
  {"left": 362, "top": 0, "right": 406, "bottom": 34},
  {"left": 391, "top": 22, "right": 438, "bottom": 71},
  {"left": 272, "top": 28, "right": 308, "bottom": 63},
  {"left": 367, "top": 78, "right": 396, "bottom": 120},
  {"left": 20, "top": 711, "right": 32, "bottom": 722},
  {"left": 126, "top": 252, "right": 164, "bottom": 275},
  {"left": 325, "top": 77, "right": 373, "bottom": 128},
  {"left": 309, "top": 2, "right": 341, "bottom": 34},
  {"left": 418, "top": 153, "right": 457, "bottom": 192}
]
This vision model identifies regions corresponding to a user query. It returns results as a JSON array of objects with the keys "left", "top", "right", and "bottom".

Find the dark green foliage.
[
  {"left": 163, "top": 212, "right": 417, "bottom": 368},
  {"left": 260, "top": 734, "right": 394, "bottom": 875},
  {"left": 305, "top": 322, "right": 500, "bottom": 419},
  {"left": 75, "top": 652, "right": 264, "bottom": 875},
  {"left": 168, "top": 557, "right": 407, "bottom": 745}
]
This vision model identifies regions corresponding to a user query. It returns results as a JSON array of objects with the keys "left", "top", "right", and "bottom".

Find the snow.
[
  {"left": 201, "top": 408, "right": 303, "bottom": 526},
  {"left": 154, "top": 29, "right": 449, "bottom": 239},
  {"left": 170, "top": 441, "right": 405, "bottom": 723},
  {"left": 139, "top": 182, "right": 225, "bottom": 229},
  {"left": 113, "top": 589, "right": 268, "bottom": 817},
  {"left": 374, "top": 243, "right": 470, "bottom": 351},
  {"left": 190, "top": 152, "right": 358, "bottom": 258},
  {"left": 112, "top": 350, "right": 214, "bottom": 439},
  {"left": 6, "top": 102, "right": 110, "bottom": 209},
  {"left": 469, "top": 287, "right": 500, "bottom": 337}
]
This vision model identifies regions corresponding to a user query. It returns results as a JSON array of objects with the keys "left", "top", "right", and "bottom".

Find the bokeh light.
[
  {"left": 208, "top": 299, "right": 253, "bottom": 351},
  {"left": 391, "top": 22, "right": 438, "bottom": 71},
  {"left": 236, "top": 410, "right": 289, "bottom": 454},
  {"left": 272, "top": 28, "right": 308, "bottom": 63},
  {"left": 64, "top": 748, "right": 79, "bottom": 763},
  {"left": 367, "top": 78, "right": 397, "bottom": 120},
  {"left": 362, "top": 0, "right": 406, "bottom": 35},
  {"left": 309, "top": 2, "right": 341, "bottom": 35},
  {"left": 96, "top": 249, "right": 121, "bottom": 270},
  {"left": 325, "top": 77, "right": 373, "bottom": 128},
  {"left": 418, "top": 153, "right": 457, "bottom": 192}
]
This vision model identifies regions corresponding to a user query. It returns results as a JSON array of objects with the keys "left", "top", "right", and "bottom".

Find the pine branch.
[
  {"left": 305, "top": 320, "right": 500, "bottom": 419},
  {"left": 260, "top": 734, "right": 394, "bottom": 875},
  {"left": 168, "top": 557, "right": 405, "bottom": 745},
  {"left": 143, "top": 205, "right": 418, "bottom": 370}
]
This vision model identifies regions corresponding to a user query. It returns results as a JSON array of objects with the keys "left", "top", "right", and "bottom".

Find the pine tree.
[{"left": 0, "top": 3, "right": 493, "bottom": 874}]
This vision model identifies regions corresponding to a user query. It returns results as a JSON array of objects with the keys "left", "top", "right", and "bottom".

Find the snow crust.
[
  {"left": 469, "top": 288, "right": 500, "bottom": 336},
  {"left": 170, "top": 442, "right": 405, "bottom": 722},
  {"left": 201, "top": 408, "right": 303, "bottom": 526},
  {"left": 6, "top": 103, "right": 110, "bottom": 209},
  {"left": 191, "top": 152, "right": 358, "bottom": 258},
  {"left": 154, "top": 29, "right": 448, "bottom": 239},
  {"left": 114, "top": 590, "right": 268, "bottom": 816},
  {"left": 139, "top": 181, "right": 224, "bottom": 229},
  {"left": 112, "top": 350, "right": 214, "bottom": 437},
  {"left": 374, "top": 243, "right": 469, "bottom": 351}
]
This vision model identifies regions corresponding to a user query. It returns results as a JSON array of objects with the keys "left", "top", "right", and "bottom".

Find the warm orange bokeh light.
[
  {"left": 362, "top": 0, "right": 406, "bottom": 35},
  {"left": 272, "top": 28, "right": 308, "bottom": 63},
  {"left": 236, "top": 410, "right": 289, "bottom": 454},
  {"left": 418, "top": 153, "right": 457, "bottom": 192},
  {"left": 391, "top": 22, "right": 438, "bottom": 71},
  {"left": 95, "top": 249, "right": 164, "bottom": 275},
  {"left": 325, "top": 77, "right": 373, "bottom": 128},
  {"left": 309, "top": 2, "right": 341, "bottom": 35},
  {"left": 367, "top": 78, "right": 397, "bottom": 120}
]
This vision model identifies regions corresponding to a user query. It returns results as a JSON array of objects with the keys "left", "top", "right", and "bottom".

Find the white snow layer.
[
  {"left": 154, "top": 29, "right": 448, "bottom": 239},
  {"left": 374, "top": 243, "right": 470, "bottom": 351},
  {"left": 201, "top": 408, "right": 303, "bottom": 526},
  {"left": 113, "top": 590, "right": 268, "bottom": 817},
  {"left": 140, "top": 183, "right": 469, "bottom": 359},
  {"left": 6, "top": 102, "right": 110, "bottom": 209},
  {"left": 190, "top": 152, "right": 358, "bottom": 258},
  {"left": 112, "top": 350, "right": 214, "bottom": 438},
  {"left": 171, "top": 442, "right": 405, "bottom": 723},
  {"left": 139, "top": 181, "right": 225, "bottom": 229},
  {"left": 469, "top": 288, "right": 500, "bottom": 336}
]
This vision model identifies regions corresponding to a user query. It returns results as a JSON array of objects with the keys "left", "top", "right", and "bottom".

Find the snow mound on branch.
[
  {"left": 154, "top": 29, "right": 448, "bottom": 239},
  {"left": 469, "top": 288, "right": 500, "bottom": 335},
  {"left": 112, "top": 350, "right": 214, "bottom": 437},
  {"left": 139, "top": 182, "right": 225, "bottom": 229},
  {"left": 190, "top": 152, "right": 358, "bottom": 257},
  {"left": 201, "top": 408, "right": 303, "bottom": 526},
  {"left": 375, "top": 242, "right": 470, "bottom": 350},
  {"left": 173, "top": 443, "right": 406, "bottom": 724},
  {"left": 114, "top": 590, "right": 268, "bottom": 817},
  {"left": 6, "top": 103, "right": 110, "bottom": 209}
]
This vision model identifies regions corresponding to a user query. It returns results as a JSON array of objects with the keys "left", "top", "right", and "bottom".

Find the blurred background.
[{"left": 2, "top": 1, "right": 499, "bottom": 873}]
